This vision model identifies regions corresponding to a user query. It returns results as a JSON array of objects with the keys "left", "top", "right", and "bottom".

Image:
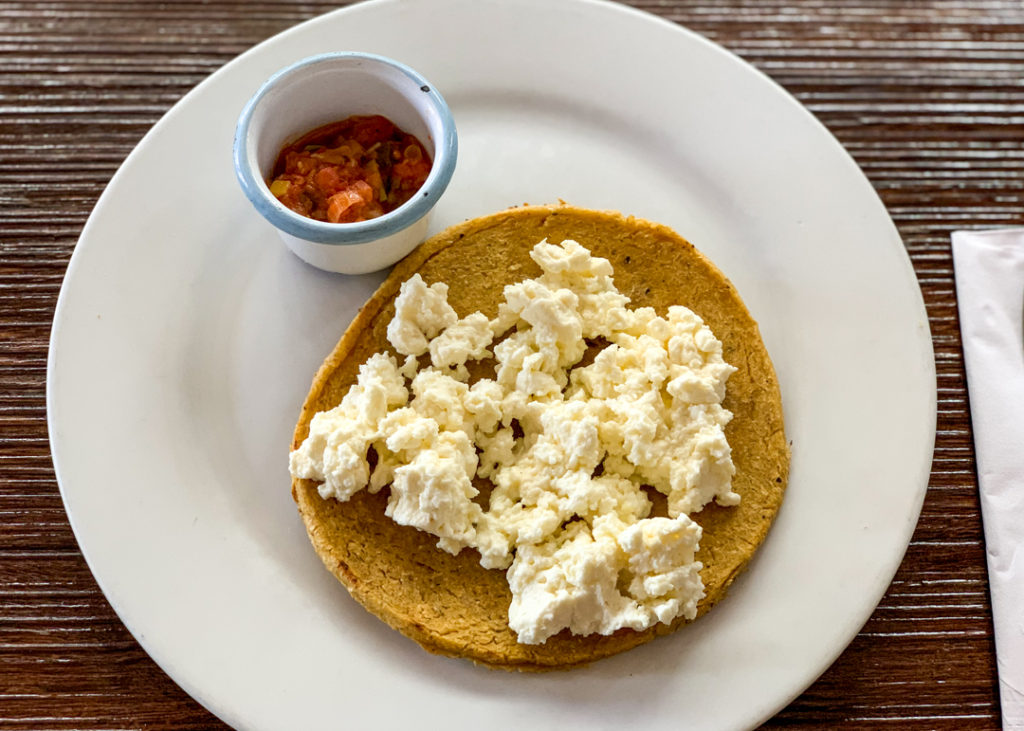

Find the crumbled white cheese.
[
  {"left": 289, "top": 352, "right": 408, "bottom": 501},
  {"left": 386, "top": 274, "right": 458, "bottom": 356},
  {"left": 290, "top": 239, "right": 739, "bottom": 643},
  {"left": 386, "top": 429, "right": 481, "bottom": 555},
  {"left": 429, "top": 312, "right": 492, "bottom": 376},
  {"left": 506, "top": 515, "right": 704, "bottom": 644}
]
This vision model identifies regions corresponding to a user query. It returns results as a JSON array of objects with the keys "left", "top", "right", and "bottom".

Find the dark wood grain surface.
[{"left": 2, "top": 0, "right": 1017, "bottom": 728}]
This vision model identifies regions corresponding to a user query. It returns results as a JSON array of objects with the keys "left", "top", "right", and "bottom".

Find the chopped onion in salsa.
[{"left": 269, "top": 114, "right": 432, "bottom": 224}]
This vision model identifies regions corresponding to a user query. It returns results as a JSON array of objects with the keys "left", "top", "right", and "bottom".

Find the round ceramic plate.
[{"left": 47, "top": 0, "right": 936, "bottom": 729}]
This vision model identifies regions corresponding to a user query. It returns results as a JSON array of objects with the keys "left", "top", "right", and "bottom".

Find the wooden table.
[{"left": 2, "top": 1, "right": 1015, "bottom": 727}]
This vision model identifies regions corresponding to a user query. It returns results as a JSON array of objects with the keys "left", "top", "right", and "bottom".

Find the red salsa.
[{"left": 268, "top": 114, "right": 432, "bottom": 224}]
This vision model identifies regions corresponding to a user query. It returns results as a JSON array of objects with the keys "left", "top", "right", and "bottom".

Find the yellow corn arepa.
[{"left": 291, "top": 205, "right": 789, "bottom": 670}]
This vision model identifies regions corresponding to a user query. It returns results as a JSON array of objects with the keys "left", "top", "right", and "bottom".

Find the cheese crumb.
[
  {"left": 386, "top": 274, "right": 458, "bottom": 356},
  {"left": 290, "top": 239, "right": 738, "bottom": 643}
]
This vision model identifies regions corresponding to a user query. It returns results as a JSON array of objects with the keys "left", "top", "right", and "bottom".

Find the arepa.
[{"left": 290, "top": 205, "right": 789, "bottom": 670}]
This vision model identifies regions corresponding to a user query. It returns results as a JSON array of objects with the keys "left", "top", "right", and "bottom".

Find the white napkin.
[{"left": 952, "top": 228, "right": 1024, "bottom": 730}]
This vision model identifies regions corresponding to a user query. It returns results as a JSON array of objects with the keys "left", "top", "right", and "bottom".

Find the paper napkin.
[{"left": 952, "top": 228, "right": 1024, "bottom": 730}]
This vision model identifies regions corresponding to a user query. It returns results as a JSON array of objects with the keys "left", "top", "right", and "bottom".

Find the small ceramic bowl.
[{"left": 233, "top": 52, "right": 457, "bottom": 274}]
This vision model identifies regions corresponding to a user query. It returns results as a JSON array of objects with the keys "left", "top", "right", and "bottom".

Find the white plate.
[{"left": 47, "top": 0, "right": 936, "bottom": 729}]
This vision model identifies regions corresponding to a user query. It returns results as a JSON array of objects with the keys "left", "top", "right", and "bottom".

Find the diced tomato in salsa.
[{"left": 268, "top": 114, "right": 432, "bottom": 224}]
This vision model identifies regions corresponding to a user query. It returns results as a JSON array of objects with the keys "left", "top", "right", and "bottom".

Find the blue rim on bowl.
[{"left": 233, "top": 52, "right": 458, "bottom": 246}]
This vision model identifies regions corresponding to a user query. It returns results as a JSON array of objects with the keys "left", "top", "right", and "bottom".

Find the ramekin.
[{"left": 233, "top": 52, "right": 457, "bottom": 274}]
